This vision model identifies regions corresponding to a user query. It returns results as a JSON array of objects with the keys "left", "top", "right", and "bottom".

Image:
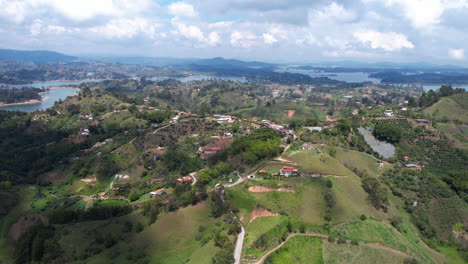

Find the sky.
[{"left": 0, "top": 0, "right": 467, "bottom": 65}]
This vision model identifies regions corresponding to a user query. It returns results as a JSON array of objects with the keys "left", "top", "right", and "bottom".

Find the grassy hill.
[
  {"left": 227, "top": 146, "right": 452, "bottom": 264},
  {"left": 423, "top": 93, "right": 468, "bottom": 122},
  {"left": 237, "top": 102, "right": 327, "bottom": 122}
]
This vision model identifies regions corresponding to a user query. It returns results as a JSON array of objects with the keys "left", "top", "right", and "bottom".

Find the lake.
[
  {"left": 0, "top": 79, "right": 102, "bottom": 112},
  {"left": 0, "top": 87, "right": 78, "bottom": 112},
  {"left": 357, "top": 127, "right": 395, "bottom": 159}
]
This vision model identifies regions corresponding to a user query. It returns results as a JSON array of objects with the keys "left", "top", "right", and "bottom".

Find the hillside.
[
  {"left": 0, "top": 79, "right": 466, "bottom": 264},
  {"left": 0, "top": 49, "right": 77, "bottom": 63},
  {"left": 423, "top": 93, "right": 468, "bottom": 122}
]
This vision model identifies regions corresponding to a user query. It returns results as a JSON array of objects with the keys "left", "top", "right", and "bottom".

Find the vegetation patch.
[{"left": 264, "top": 235, "right": 323, "bottom": 264}]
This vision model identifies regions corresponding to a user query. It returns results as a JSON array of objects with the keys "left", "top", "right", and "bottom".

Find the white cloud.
[
  {"left": 29, "top": 19, "right": 43, "bottom": 36},
  {"left": 207, "top": 32, "right": 220, "bottom": 46},
  {"left": 262, "top": 33, "right": 277, "bottom": 44},
  {"left": 89, "top": 18, "right": 159, "bottom": 39},
  {"left": 230, "top": 31, "right": 258, "bottom": 48},
  {"left": 449, "top": 48, "right": 465, "bottom": 59},
  {"left": 385, "top": 0, "right": 468, "bottom": 29},
  {"left": 173, "top": 22, "right": 205, "bottom": 42},
  {"left": 312, "top": 2, "right": 358, "bottom": 23},
  {"left": 0, "top": 0, "right": 154, "bottom": 22},
  {"left": 0, "top": 0, "right": 27, "bottom": 23},
  {"left": 168, "top": 2, "right": 198, "bottom": 18},
  {"left": 354, "top": 30, "right": 414, "bottom": 51}
]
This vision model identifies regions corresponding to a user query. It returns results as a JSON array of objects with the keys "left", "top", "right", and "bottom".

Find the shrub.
[
  {"left": 135, "top": 222, "right": 144, "bottom": 233},
  {"left": 337, "top": 237, "right": 347, "bottom": 244}
]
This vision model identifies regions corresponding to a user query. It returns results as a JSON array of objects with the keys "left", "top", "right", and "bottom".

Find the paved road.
[
  {"left": 189, "top": 172, "right": 197, "bottom": 186},
  {"left": 234, "top": 225, "right": 245, "bottom": 264},
  {"left": 224, "top": 170, "right": 245, "bottom": 188}
]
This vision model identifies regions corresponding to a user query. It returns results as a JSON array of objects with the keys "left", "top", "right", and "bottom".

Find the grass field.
[
  {"left": 244, "top": 216, "right": 288, "bottom": 248},
  {"left": 80, "top": 203, "right": 219, "bottom": 264},
  {"left": 334, "top": 148, "right": 382, "bottom": 177},
  {"left": 331, "top": 219, "right": 444, "bottom": 264},
  {"left": 238, "top": 102, "right": 327, "bottom": 122},
  {"left": 300, "top": 182, "right": 327, "bottom": 225},
  {"left": 288, "top": 151, "right": 350, "bottom": 176},
  {"left": 423, "top": 97, "right": 468, "bottom": 122},
  {"left": 323, "top": 240, "right": 409, "bottom": 264},
  {"left": 438, "top": 123, "right": 468, "bottom": 149},
  {"left": 264, "top": 236, "right": 323, "bottom": 264}
]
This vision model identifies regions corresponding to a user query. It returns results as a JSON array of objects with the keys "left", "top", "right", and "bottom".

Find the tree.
[
  {"left": 362, "top": 176, "right": 388, "bottom": 209},
  {"left": 329, "top": 146, "right": 337, "bottom": 158},
  {"left": 336, "top": 119, "right": 352, "bottom": 135},
  {"left": 372, "top": 122, "right": 403, "bottom": 143},
  {"left": 212, "top": 249, "right": 234, "bottom": 264}
]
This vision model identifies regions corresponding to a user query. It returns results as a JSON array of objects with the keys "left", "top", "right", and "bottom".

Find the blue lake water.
[
  {"left": 0, "top": 87, "right": 78, "bottom": 112},
  {"left": 278, "top": 68, "right": 381, "bottom": 83},
  {"left": 0, "top": 79, "right": 101, "bottom": 112}
]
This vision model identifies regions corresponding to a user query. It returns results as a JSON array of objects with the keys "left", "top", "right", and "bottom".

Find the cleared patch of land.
[
  {"left": 263, "top": 235, "right": 323, "bottom": 264},
  {"left": 323, "top": 240, "right": 408, "bottom": 264}
]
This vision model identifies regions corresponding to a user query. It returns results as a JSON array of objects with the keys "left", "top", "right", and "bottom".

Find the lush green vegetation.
[
  {"left": 0, "top": 77, "right": 466, "bottom": 264},
  {"left": 0, "top": 87, "right": 43, "bottom": 104},
  {"left": 264, "top": 236, "right": 323, "bottom": 264}
]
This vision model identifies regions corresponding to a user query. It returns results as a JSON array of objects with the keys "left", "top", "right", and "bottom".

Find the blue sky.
[{"left": 0, "top": 0, "right": 467, "bottom": 65}]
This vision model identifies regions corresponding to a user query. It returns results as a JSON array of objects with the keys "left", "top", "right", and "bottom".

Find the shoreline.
[
  {"left": 0, "top": 86, "right": 79, "bottom": 107},
  {"left": 0, "top": 98, "right": 44, "bottom": 107}
]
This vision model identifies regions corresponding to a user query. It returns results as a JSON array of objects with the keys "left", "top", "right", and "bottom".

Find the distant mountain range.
[
  {"left": 0, "top": 48, "right": 466, "bottom": 72},
  {"left": 0, "top": 49, "right": 77, "bottom": 63},
  {"left": 87, "top": 56, "right": 274, "bottom": 68}
]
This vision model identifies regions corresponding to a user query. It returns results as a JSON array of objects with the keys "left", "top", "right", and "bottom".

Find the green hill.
[{"left": 423, "top": 93, "right": 468, "bottom": 122}]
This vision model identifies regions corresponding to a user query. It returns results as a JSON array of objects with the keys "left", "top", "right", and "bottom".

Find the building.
[
  {"left": 405, "top": 164, "right": 421, "bottom": 170},
  {"left": 384, "top": 110, "right": 393, "bottom": 117},
  {"left": 198, "top": 136, "right": 234, "bottom": 159},
  {"left": 177, "top": 176, "right": 192, "bottom": 183},
  {"left": 302, "top": 143, "right": 313, "bottom": 150},
  {"left": 416, "top": 119, "right": 430, "bottom": 124},
  {"left": 217, "top": 116, "right": 233, "bottom": 124},
  {"left": 150, "top": 189, "right": 164, "bottom": 196},
  {"left": 280, "top": 166, "right": 299, "bottom": 177},
  {"left": 150, "top": 178, "right": 165, "bottom": 183}
]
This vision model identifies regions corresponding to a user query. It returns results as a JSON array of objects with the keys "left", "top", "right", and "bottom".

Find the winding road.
[{"left": 234, "top": 225, "right": 245, "bottom": 264}]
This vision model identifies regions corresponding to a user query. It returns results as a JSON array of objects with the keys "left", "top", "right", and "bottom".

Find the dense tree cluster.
[
  {"left": 0, "top": 87, "right": 42, "bottom": 103},
  {"left": 372, "top": 122, "right": 403, "bottom": 143}
]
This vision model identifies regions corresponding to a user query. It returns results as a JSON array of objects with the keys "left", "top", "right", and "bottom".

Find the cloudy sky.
[{"left": 0, "top": 0, "right": 467, "bottom": 65}]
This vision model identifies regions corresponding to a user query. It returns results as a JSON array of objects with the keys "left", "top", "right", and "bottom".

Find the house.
[
  {"left": 115, "top": 174, "right": 130, "bottom": 180},
  {"left": 384, "top": 110, "right": 393, "bottom": 117},
  {"left": 150, "top": 178, "right": 165, "bottom": 183},
  {"left": 416, "top": 119, "right": 430, "bottom": 124},
  {"left": 404, "top": 156, "right": 410, "bottom": 161},
  {"left": 150, "top": 189, "right": 164, "bottom": 196},
  {"left": 280, "top": 166, "right": 298, "bottom": 177},
  {"left": 105, "top": 138, "right": 113, "bottom": 142},
  {"left": 302, "top": 143, "right": 313, "bottom": 150},
  {"left": 405, "top": 164, "right": 421, "bottom": 170},
  {"left": 306, "top": 126, "right": 323, "bottom": 132},
  {"left": 217, "top": 116, "right": 233, "bottom": 124},
  {"left": 198, "top": 137, "right": 234, "bottom": 159},
  {"left": 177, "top": 176, "right": 192, "bottom": 183}
]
